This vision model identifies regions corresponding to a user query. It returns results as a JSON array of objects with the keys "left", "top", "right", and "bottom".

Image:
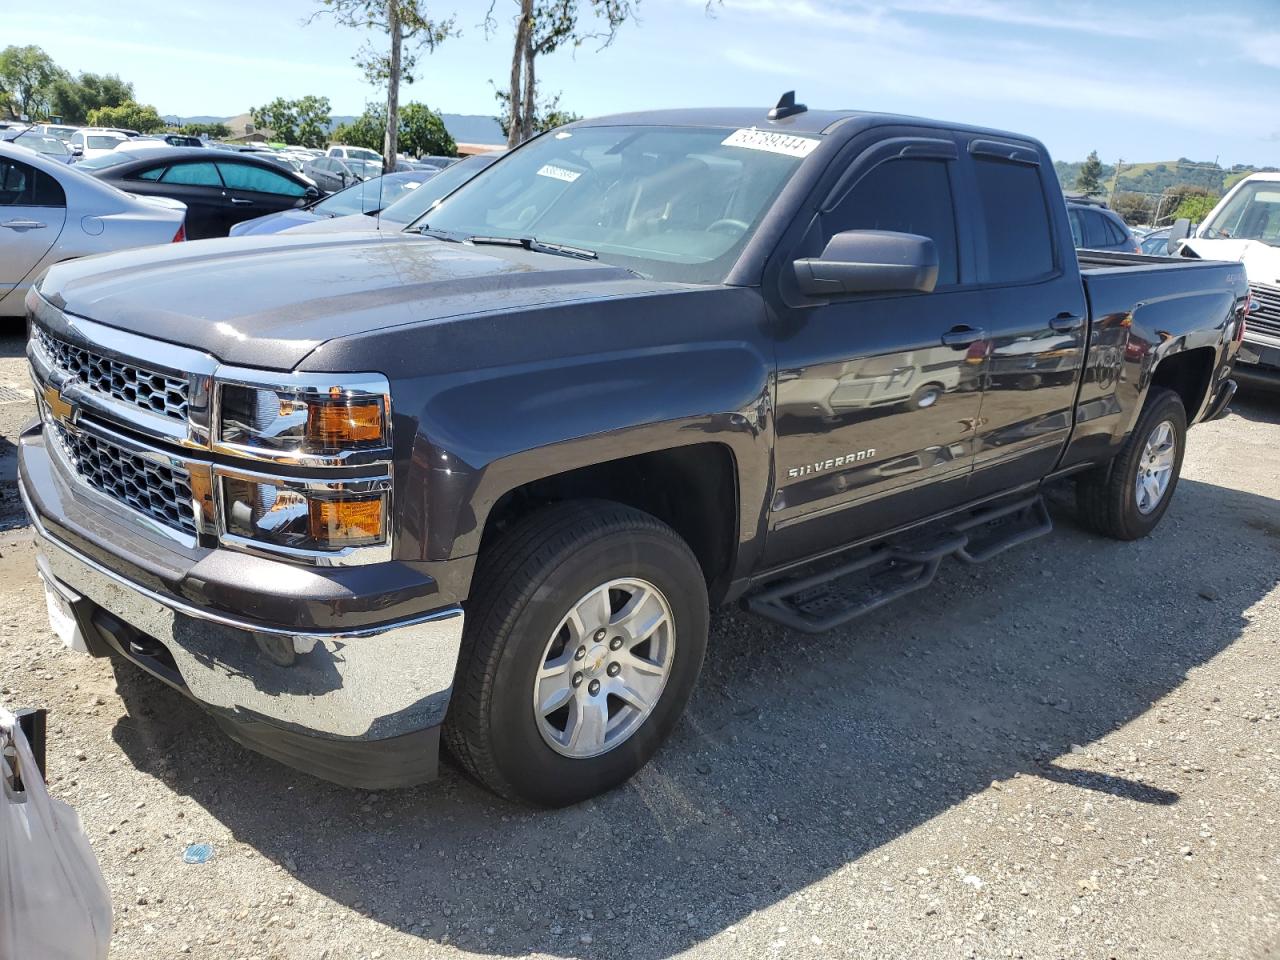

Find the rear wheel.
[
  {"left": 444, "top": 501, "right": 708, "bottom": 806},
  {"left": 1076, "top": 387, "right": 1187, "bottom": 540}
]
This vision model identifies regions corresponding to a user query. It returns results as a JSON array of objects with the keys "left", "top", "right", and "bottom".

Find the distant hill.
[
  {"left": 163, "top": 112, "right": 504, "bottom": 145},
  {"left": 1053, "top": 157, "right": 1280, "bottom": 199}
]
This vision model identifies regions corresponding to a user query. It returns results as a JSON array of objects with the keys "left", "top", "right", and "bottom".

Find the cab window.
[{"left": 216, "top": 162, "right": 306, "bottom": 196}]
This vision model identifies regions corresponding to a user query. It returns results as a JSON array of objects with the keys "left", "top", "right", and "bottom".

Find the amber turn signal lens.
[
  {"left": 305, "top": 399, "right": 384, "bottom": 446},
  {"left": 308, "top": 497, "right": 384, "bottom": 545}
]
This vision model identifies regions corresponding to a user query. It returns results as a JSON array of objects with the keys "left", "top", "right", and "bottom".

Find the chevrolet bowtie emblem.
[{"left": 42, "top": 382, "right": 75, "bottom": 422}]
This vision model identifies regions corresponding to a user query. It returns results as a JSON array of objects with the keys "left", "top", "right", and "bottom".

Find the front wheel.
[
  {"left": 1076, "top": 386, "right": 1187, "bottom": 540},
  {"left": 444, "top": 501, "right": 708, "bottom": 806}
]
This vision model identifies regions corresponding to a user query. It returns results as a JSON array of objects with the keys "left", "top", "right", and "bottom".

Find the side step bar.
[{"left": 745, "top": 495, "right": 1052, "bottom": 634}]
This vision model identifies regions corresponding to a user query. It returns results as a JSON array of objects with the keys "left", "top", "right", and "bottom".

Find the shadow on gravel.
[{"left": 108, "top": 475, "right": 1279, "bottom": 959}]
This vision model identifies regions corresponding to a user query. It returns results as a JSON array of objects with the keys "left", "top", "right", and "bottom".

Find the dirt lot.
[{"left": 1, "top": 324, "right": 1278, "bottom": 960}]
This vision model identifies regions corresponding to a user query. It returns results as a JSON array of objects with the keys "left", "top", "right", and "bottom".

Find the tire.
[
  {"left": 1076, "top": 387, "right": 1187, "bottom": 540},
  {"left": 907, "top": 382, "right": 944, "bottom": 410},
  {"left": 443, "top": 500, "right": 709, "bottom": 806}
]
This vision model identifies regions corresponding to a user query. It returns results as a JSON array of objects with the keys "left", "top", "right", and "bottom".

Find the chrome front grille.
[
  {"left": 50, "top": 423, "right": 198, "bottom": 537},
  {"left": 36, "top": 328, "right": 189, "bottom": 421},
  {"left": 1249, "top": 283, "right": 1280, "bottom": 339}
]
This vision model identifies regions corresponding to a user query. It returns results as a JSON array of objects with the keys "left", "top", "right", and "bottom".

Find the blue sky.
[{"left": 12, "top": 0, "right": 1279, "bottom": 165}]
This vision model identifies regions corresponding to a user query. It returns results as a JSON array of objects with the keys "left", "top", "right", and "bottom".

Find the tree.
[
  {"left": 331, "top": 101, "right": 455, "bottom": 158},
  {"left": 250, "top": 96, "right": 332, "bottom": 147},
  {"left": 1111, "top": 191, "right": 1152, "bottom": 226},
  {"left": 251, "top": 97, "right": 300, "bottom": 143},
  {"left": 47, "top": 72, "right": 133, "bottom": 124},
  {"left": 178, "top": 121, "right": 231, "bottom": 139},
  {"left": 1172, "top": 192, "right": 1219, "bottom": 225},
  {"left": 1075, "top": 150, "right": 1104, "bottom": 196},
  {"left": 491, "top": 0, "right": 635, "bottom": 147},
  {"left": 494, "top": 84, "right": 579, "bottom": 138},
  {"left": 309, "top": 1, "right": 457, "bottom": 171},
  {"left": 86, "top": 101, "right": 165, "bottom": 133},
  {"left": 0, "top": 45, "right": 63, "bottom": 119}
]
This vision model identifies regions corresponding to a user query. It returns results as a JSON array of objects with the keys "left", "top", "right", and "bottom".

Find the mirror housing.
[
  {"left": 1165, "top": 217, "right": 1192, "bottom": 256},
  {"left": 70, "top": 144, "right": 82, "bottom": 156},
  {"left": 794, "top": 230, "right": 939, "bottom": 297}
]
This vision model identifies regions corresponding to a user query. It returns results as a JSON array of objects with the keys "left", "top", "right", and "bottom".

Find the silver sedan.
[{"left": 0, "top": 141, "right": 186, "bottom": 317}]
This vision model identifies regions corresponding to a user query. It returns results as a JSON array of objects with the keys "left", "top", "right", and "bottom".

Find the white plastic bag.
[{"left": 0, "top": 708, "right": 112, "bottom": 960}]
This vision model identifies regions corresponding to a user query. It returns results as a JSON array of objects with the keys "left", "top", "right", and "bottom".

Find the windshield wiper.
[
  {"left": 415, "top": 225, "right": 464, "bottom": 242},
  {"left": 468, "top": 235, "right": 597, "bottom": 261}
]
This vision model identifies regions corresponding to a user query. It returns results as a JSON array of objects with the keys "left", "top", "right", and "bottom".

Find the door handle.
[
  {"left": 1049, "top": 313, "right": 1084, "bottom": 333},
  {"left": 1, "top": 219, "right": 46, "bottom": 230},
  {"left": 230, "top": 198, "right": 254, "bottom": 205},
  {"left": 941, "top": 326, "right": 985, "bottom": 348}
]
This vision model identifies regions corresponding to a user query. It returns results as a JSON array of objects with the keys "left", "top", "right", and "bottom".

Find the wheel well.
[
  {"left": 480, "top": 444, "right": 739, "bottom": 602},
  {"left": 1150, "top": 347, "right": 1215, "bottom": 419}
]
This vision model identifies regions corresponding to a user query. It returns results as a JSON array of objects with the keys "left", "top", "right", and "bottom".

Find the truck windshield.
[
  {"left": 1201, "top": 180, "right": 1280, "bottom": 246},
  {"left": 418, "top": 124, "right": 817, "bottom": 283}
]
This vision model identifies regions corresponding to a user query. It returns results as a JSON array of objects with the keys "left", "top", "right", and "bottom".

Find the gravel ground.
[{"left": 1, "top": 323, "right": 1279, "bottom": 960}]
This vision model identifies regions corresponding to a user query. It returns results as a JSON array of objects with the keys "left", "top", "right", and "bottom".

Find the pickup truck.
[
  {"left": 19, "top": 98, "right": 1248, "bottom": 807},
  {"left": 1166, "top": 172, "right": 1280, "bottom": 387}
]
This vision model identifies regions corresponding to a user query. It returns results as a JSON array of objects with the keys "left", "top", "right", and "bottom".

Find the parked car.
[
  {"left": 0, "top": 129, "right": 73, "bottom": 164},
  {"left": 67, "top": 128, "right": 129, "bottom": 162},
  {"left": 1140, "top": 227, "right": 1171, "bottom": 256},
  {"left": 135, "top": 134, "right": 204, "bottom": 148},
  {"left": 281, "top": 151, "right": 504, "bottom": 235},
  {"left": 229, "top": 171, "right": 431, "bottom": 236},
  {"left": 304, "top": 155, "right": 381, "bottom": 193},
  {"left": 78, "top": 147, "right": 318, "bottom": 239},
  {"left": 1067, "top": 200, "right": 1141, "bottom": 253},
  {"left": 0, "top": 141, "right": 184, "bottom": 317},
  {"left": 1171, "top": 172, "right": 1280, "bottom": 387},
  {"left": 412, "top": 156, "right": 456, "bottom": 171},
  {"left": 32, "top": 124, "right": 79, "bottom": 143},
  {"left": 20, "top": 101, "right": 1247, "bottom": 808},
  {"left": 327, "top": 144, "right": 382, "bottom": 163}
]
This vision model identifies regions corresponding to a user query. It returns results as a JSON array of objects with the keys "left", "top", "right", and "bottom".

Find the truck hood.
[
  {"left": 1184, "top": 238, "right": 1280, "bottom": 286},
  {"left": 37, "top": 232, "right": 661, "bottom": 370}
]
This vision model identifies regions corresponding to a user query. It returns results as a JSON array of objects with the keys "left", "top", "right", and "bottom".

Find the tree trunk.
[
  {"left": 384, "top": 0, "right": 401, "bottom": 170},
  {"left": 521, "top": 34, "right": 536, "bottom": 143},
  {"left": 507, "top": 0, "right": 532, "bottom": 148}
]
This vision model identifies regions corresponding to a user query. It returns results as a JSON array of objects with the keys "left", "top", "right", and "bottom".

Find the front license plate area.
[{"left": 43, "top": 580, "right": 88, "bottom": 654}]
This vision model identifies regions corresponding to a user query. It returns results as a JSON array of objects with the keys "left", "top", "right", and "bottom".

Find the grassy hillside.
[{"left": 1054, "top": 157, "right": 1279, "bottom": 198}]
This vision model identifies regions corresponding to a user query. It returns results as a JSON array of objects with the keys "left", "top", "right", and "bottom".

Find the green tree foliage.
[
  {"left": 86, "top": 101, "right": 165, "bottom": 133},
  {"left": 1111, "top": 191, "right": 1153, "bottom": 226},
  {"left": 0, "top": 45, "right": 63, "bottom": 119},
  {"left": 309, "top": 0, "right": 458, "bottom": 170},
  {"left": 46, "top": 72, "right": 133, "bottom": 124},
  {"left": 332, "top": 102, "right": 455, "bottom": 158},
  {"left": 1075, "top": 150, "right": 1104, "bottom": 196},
  {"left": 250, "top": 96, "right": 332, "bottom": 147},
  {"left": 493, "top": 84, "right": 579, "bottom": 138},
  {"left": 1172, "top": 192, "right": 1219, "bottom": 225},
  {"left": 178, "top": 122, "right": 231, "bottom": 139}
]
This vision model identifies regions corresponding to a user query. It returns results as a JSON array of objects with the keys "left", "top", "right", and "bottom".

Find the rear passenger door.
[
  {"left": 767, "top": 137, "right": 987, "bottom": 566},
  {"left": 130, "top": 161, "right": 230, "bottom": 239},
  {"left": 960, "top": 142, "right": 1088, "bottom": 497},
  {"left": 0, "top": 156, "right": 66, "bottom": 298},
  {"left": 214, "top": 161, "right": 309, "bottom": 229}
]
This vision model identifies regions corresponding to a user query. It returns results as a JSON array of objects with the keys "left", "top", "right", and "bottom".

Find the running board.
[{"left": 745, "top": 495, "right": 1053, "bottom": 634}]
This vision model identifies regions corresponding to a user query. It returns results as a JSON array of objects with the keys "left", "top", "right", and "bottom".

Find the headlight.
[
  {"left": 218, "top": 471, "right": 391, "bottom": 561},
  {"left": 214, "top": 370, "right": 391, "bottom": 465}
]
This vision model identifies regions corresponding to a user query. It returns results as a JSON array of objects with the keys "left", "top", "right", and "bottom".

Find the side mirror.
[
  {"left": 71, "top": 144, "right": 82, "bottom": 156},
  {"left": 1165, "top": 217, "right": 1192, "bottom": 255},
  {"left": 793, "top": 230, "right": 938, "bottom": 297},
  {"left": 304, "top": 185, "right": 321, "bottom": 201}
]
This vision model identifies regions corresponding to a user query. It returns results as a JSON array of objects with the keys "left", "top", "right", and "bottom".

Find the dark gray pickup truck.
[{"left": 20, "top": 98, "right": 1248, "bottom": 806}]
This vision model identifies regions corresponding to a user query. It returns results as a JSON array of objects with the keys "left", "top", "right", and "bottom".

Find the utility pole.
[{"left": 1109, "top": 158, "right": 1123, "bottom": 203}]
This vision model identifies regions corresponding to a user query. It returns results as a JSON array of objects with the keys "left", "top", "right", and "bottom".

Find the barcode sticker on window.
[
  {"left": 722, "top": 128, "right": 820, "bottom": 158},
  {"left": 537, "top": 163, "right": 581, "bottom": 182}
]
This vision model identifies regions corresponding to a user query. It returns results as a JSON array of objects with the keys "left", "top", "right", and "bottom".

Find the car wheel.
[
  {"left": 444, "top": 500, "right": 709, "bottom": 806},
  {"left": 907, "top": 382, "right": 944, "bottom": 410},
  {"left": 1076, "top": 387, "right": 1186, "bottom": 540}
]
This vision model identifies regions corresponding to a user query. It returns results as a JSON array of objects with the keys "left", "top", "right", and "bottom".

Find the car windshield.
[
  {"left": 20, "top": 135, "right": 70, "bottom": 157},
  {"left": 418, "top": 124, "right": 816, "bottom": 283},
  {"left": 347, "top": 158, "right": 383, "bottom": 179},
  {"left": 1202, "top": 181, "right": 1280, "bottom": 246},
  {"left": 345, "top": 147, "right": 382, "bottom": 163},
  {"left": 316, "top": 173, "right": 427, "bottom": 217},
  {"left": 378, "top": 155, "right": 497, "bottom": 225},
  {"left": 85, "top": 135, "right": 125, "bottom": 150}
]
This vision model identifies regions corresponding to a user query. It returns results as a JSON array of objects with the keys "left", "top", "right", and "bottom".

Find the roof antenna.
[{"left": 768, "top": 91, "right": 808, "bottom": 121}]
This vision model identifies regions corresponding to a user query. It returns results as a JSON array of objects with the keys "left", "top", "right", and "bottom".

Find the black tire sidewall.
[
  {"left": 485, "top": 528, "right": 708, "bottom": 806},
  {"left": 1116, "top": 392, "right": 1187, "bottom": 537}
]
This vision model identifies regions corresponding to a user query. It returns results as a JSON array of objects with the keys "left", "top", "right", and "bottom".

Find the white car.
[
  {"left": 68, "top": 128, "right": 130, "bottom": 162},
  {"left": 32, "top": 123, "right": 79, "bottom": 143},
  {"left": 0, "top": 142, "right": 187, "bottom": 317},
  {"left": 327, "top": 144, "right": 383, "bottom": 164},
  {"left": 1176, "top": 173, "right": 1280, "bottom": 384}
]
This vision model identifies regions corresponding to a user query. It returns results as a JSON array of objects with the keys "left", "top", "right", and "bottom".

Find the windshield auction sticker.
[
  {"left": 722, "top": 128, "right": 820, "bottom": 158},
  {"left": 536, "top": 163, "right": 582, "bottom": 182}
]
